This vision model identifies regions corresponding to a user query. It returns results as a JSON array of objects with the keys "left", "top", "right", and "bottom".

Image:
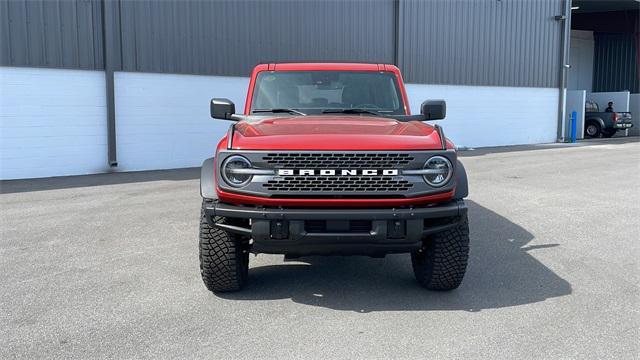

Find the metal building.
[{"left": 1, "top": 0, "right": 638, "bottom": 179}]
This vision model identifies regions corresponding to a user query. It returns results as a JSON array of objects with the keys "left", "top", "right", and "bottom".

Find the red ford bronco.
[{"left": 199, "top": 63, "right": 469, "bottom": 292}]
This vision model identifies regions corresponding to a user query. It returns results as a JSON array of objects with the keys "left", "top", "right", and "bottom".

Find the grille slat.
[
  {"left": 263, "top": 153, "right": 414, "bottom": 169},
  {"left": 264, "top": 176, "right": 413, "bottom": 192}
]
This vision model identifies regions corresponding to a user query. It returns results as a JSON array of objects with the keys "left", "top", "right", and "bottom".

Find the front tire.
[
  {"left": 199, "top": 202, "right": 249, "bottom": 292},
  {"left": 412, "top": 214, "right": 470, "bottom": 290}
]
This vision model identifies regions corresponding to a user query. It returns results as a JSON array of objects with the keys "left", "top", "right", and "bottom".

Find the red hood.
[{"left": 231, "top": 116, "right": 444, "bottom": 150}]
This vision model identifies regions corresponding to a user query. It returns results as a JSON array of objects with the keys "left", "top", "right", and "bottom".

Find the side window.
[{"left": 585, "top": 101, "right": 599, "bottom": 112}]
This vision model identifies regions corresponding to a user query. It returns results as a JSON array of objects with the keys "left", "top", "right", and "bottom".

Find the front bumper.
[{"left": 204, "top": 200, "right": 467, "bottom": 256}]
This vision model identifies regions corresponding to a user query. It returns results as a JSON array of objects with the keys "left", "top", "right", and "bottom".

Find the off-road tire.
[
  {"left": 412, "top": 213, "right": 469, "bottom": 290},
  {"left": 199, "top": 202, "right": 249, "bottom": 292}
]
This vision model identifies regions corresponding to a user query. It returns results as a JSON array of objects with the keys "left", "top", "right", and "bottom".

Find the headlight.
[
  {"left": 422, "top": 156, "right": 453, "bottom": 187},
  {"left": 221, "top": 155, "right": 252, "bottom": 187}
]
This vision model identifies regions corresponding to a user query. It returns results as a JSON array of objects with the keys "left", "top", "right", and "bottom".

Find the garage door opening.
[{"left": 566, "top": 0, "right": 639, "bottom": 140}]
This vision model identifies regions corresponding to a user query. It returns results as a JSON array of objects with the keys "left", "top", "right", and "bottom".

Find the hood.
[{"left": 231, "top": 115, "right": 444, "bottom": 150}]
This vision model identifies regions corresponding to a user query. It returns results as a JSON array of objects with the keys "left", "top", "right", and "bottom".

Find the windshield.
[{"left": 250, "top": 71, "right": 404, "bottom": 115}]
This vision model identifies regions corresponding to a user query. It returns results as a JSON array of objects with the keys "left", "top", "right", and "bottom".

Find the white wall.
[
  {"left": 405, "top": 84, "right": 559, "bottom": 147},
  {"left": 628, "top": 94, "right": 639, "bottom": 136},
  {"left": 114, "top": 72, "right": 249, "bottom": 172},
  {"left": 566, "top": 90, "right": 586, "bottom": 140},
  {"left": 587, "top": 91, "right": 630, "bottom": 112},
  {"left": 1, "top": 69, "right": 561, "bottom": 179},
  {"left": 588, "top": 92, "right": 634, "bottom": 137},
  {"left": 0, "top": 67, "right": 108, "bottom": 180},
  {"left": 568, "top": 30, "right": 594, "bottom": 91},
  {"left": 115, "top": 75, "right": 560, "bottom": 160}
]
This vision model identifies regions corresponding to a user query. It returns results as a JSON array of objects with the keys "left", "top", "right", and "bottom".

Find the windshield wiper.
[
  {"left": 321, "top": 108, "right": 383, "bottom": 116},
  {"left": 253, "top": 108, "right": 307, "bottom": 116}
]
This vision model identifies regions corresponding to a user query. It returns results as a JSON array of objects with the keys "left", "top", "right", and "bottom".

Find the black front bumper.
[{"left": 204, "top": 200, "right": 467, "bottom": 256}]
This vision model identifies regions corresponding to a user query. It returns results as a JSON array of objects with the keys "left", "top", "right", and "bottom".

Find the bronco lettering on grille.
[{"left": 277, "top": 169, "right": 399, "bottom": 176}]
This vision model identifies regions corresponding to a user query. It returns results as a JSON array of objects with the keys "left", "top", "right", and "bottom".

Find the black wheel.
[
  {"left": 199, "top": 201, "right": 249, "bottom": 292},
  {"left": 412, "top": 213, "right": 470, "bottom": 290},
  {"left": 584, "top": 122, "right": 602, "bottom": 138},
  {"left": 602, "top": 129, "right": 617, "bottom": 138}
]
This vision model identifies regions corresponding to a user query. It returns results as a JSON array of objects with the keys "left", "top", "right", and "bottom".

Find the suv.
[{"left": 199, "top": 63, "right": 469, "bottom": 292}]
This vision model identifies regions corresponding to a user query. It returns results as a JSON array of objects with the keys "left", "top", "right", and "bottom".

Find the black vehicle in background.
[{"left": 584, "top": 101, "right": 633, "bottom": 138}]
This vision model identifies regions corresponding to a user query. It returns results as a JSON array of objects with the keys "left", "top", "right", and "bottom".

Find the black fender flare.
[
  {"left": 200, "top": 157, "right": 218, "bottom": 200},
  {"left": 585, "top": 116, "right": 605, "bottom": 129},
  {"left": 454, "top": 160, "right": 468, "bottom": 200}
]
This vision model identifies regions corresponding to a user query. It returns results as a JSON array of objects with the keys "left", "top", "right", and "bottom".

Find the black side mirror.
[
  {"left": 421, "top": 100, "right": 446, "bottom": 120},
  {"left": 210, "top": 98, "right": 236, "bottom": 120}
]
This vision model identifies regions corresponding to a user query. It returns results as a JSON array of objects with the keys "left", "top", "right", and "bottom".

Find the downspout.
[
  {"left": 101, "top": 0, "right": 120, "bottom": 167},
  {"left": 556, "top": 0, "right": 572, "bottom": 142},
  {"left": 393, "top": 0, "right": 400, "bottom": 66}
]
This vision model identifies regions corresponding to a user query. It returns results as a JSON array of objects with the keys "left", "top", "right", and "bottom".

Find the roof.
[{"left": 254, "top": 62, "right": 399, "bottom": 72}]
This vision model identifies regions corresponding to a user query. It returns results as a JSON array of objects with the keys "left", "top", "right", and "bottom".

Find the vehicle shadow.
[{"left": 218, "top": 200, "right": 571, "bottom": 312}]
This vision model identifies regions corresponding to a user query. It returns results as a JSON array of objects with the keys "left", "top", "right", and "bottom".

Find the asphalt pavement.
[{"left": 1, "top": 137, "right": 639, "bottom": 359}]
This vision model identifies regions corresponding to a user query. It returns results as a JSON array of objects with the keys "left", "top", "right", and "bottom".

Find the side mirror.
[
  {"left": 210, "top": 98, "right": 236, "bottom": 120},
  {"left": 421, "top": 100, "right": 446, "bottom": 120}
]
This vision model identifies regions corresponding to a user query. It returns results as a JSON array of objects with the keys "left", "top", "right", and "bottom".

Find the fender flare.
[
  {"left": 454, "top": 160, "right": 468, "bottom": 200},
  {"left": 200, "top": 157, "right": 218, "bottom": 200},
  {"left": 585, "top": 116, "right": 605, "bottom": 129}
]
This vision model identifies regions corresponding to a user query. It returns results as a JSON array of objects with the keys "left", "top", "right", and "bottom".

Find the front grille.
[
  {"left": 217, "top": 150, "right": 452, "bottom": 199},
  {"left": 263, "top": 176, "right": 413, "bottom": 192},
  {"left": 262, "top": 153, "right": 414, "bottom": 169}
]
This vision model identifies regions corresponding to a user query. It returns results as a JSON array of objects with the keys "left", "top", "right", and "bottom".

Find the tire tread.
[
  {"left": 412, "top": 214, "right": 470, "bottom": 290},
  {"left": 199, "top": 202, "right": 248, "bottom": 292}
]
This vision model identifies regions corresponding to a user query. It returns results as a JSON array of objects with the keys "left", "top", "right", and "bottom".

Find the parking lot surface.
[{"left": 1, "top": 138, "right": 639, "bottom": 359}]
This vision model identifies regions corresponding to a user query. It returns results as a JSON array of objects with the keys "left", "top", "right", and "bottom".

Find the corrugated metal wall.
[
  {"left": 593, "top": 33, "right": 639, "bottom": 93},
  {"left": 117, "top": 0, "right": 396, "bottom": 76},
  {"left": 398, "top": 0, "right": 563, "bottom": 87},
  {"left": 1, "top": 0, "right": 564, "bottom": 88},
  {"left": 0, "top": 0, "right": 104, "bottom": 69}
]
